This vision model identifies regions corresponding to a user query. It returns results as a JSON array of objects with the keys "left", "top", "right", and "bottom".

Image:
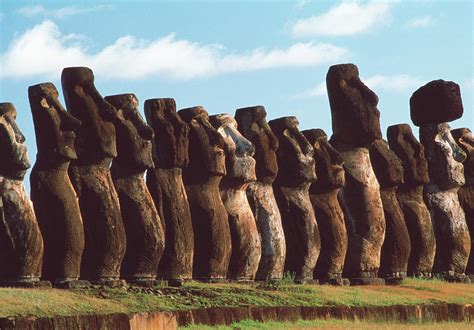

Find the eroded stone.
[
  {"left": 105, "top": 93, "right": 164, "bottom": 284},
  {"left": 62, "top": 67, "right": 126, "bottom": 282},
  {"left": 0, "top": 102, "right": 44, "bottom": 285},
  {"left": 387, "top": 123, "right": 435, "bottom": 276},
  {"left": 178, "top": 106, "right": 232, "bottom": 281},
  {"left": 28, "top": 83, "right": 86, "bottom": 286},
  {"left": 326, "top": 63, "right": 386, "bottom": 282},
  {"left": 410, "top": 80, "right": 463, "bottom": 127},
  {"left": 451, "top": 128, "right": 474, "bottom": 276},
  {"left": 269, "top": 116, "right": 319, "bottom": 283},
  {"left": 145, "top": 98, "right": 194, "bottom": 282},
  {"left": 418, "top": 121, "right": 470, "bottom": 278},
  {"left": 369, "top": 139, "right": 411, "bottom": 281},
  {"left": 210, "top": 114, "right": 261, "bottom": 281},
  {"left": 302, "top": 128, "right": 348, "bottom": 283},
  {"left": 235, "top": 106, "right": 285, "bottom": 281}
]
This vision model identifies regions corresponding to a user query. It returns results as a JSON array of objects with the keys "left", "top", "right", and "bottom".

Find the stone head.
[
  {"left": 209, "top": 113, "right": 256, "bottom": 183},
  {"left": 28, "top": 83, "right": 81, "bottom": 163},
  {"left": 302, "top": 128, "right": 345, "bottom": 191},
  {"left": 0, "top": 103, "right": 30, "bottom": 180},
  {"left": 178, "top": 106, "right": 226, "bottom": 178},
  {"left": 235, "top": 106, "right": 278, "bottom": 184},
  {"left": 410, "top": 80, "right": 463, "bottom": 127},
  {"left": 268, "top": 116, "right": 316, "bottom": 186},
  {"left": 104, "top": 94, "right": 154, "bottom": 172},
  {"left": 369, "top": 139, "right": 404, "bottom": 188},
  {"left": 387, "top": 124, "right": 429, "bottom": 187},
  {"left": 326, "top": 63, "right": 382, "bottom": 148},
  {"left": 420, "top": 123, "right": 466, "bottom": 189},
  {"left": 61, "top": 67, "right": 119, "bottom": 162},
  {"left": 144, "top": 98, "right": 189, "bottom": 169},
  {"left": 452, "top": 128, "right": 474, "bottom": 178}
]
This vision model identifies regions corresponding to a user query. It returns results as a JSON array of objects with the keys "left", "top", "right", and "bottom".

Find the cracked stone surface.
[
  {"left": 106, "top": 93, "right": 164, "bottom": 284},
  {"left": 29, "top": 83, "right": 84, "bottom": 284},
  {"left": 62, "top": 67, "right": 126, "bottom": 282},
  {"left": 388, "top": 123, "right": 436, "bottom": 276},
  {"left": 145, "top": 98, "right": 194, "bottom": 282},
  {"left": 235, "top": 106, "right": 285, "bottom": 281}
]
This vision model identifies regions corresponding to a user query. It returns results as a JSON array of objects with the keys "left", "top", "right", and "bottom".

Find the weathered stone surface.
[
  {"left": 387, "top": 124, "right": 435, "bottom": 276},
  {"left": 302, "top": 128, "right": 348, "bottom": 283},
  {"left": 419, "top": 121, "right": 470, "bottom": 279},
  {"left": 235, "top": 106, "right": 285, "bottom": 281},
  {"left": 369, "top": 139, "right": 411, "bottom": 281},
  {"left": 451, "top": 128, "right": 474, "bottom": 275},
  {"left": 327, "top": 63, "right": 382, "bottom": 148},
  {"left": 268, "top": 116, "right": 319, "bottom": 283},
  {"left": 28, "top": 83, "right": 86, "bottom": 286},
  {"left": 326, "top": 63, "right": 385, "bottom": 281},
  {"left": 61, "top": 67, "right": 126, "bottom": 282},
  {"left": 210, "top": 114, "right": 261, "bottom": 281},
  {"left": 178, "top": 106, "right": 232, "bottom": 281},
  {"left": 410, "top": 80, "right": 463, "bottom": 126},
  {"left": 145, "top": 98, "right": 194, "bottom": 282},
  {"left": 105, "top": 94, "right": 164, "bottom": 284},
  {"left": 0, "top": 102, "right": 44, "bottom": 284}
]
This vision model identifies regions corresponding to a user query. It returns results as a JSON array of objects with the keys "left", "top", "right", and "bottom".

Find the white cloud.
[
  {"left": 17, "top": 5, "right": 112, "bottom": 19},
  {"left": 291, "top": 0, "right": 396, "bottom": 37},
  {"left": 294, "top": 74, "right": 424, "bottom": 99},
  {"left": 295, "top": 0, "right": 312, "bottom": 9},
  {"left": 292, "top": 82, "right": 327, "bottom": 99},
  {"left": 405, "top": 16, "right": 433, "bottom": 28},
  {"left": 0, "top": 20, "right": 349, "bottom": 81},
  {"left": 363, "top": 74, "right": 424, "bottom": 92}
]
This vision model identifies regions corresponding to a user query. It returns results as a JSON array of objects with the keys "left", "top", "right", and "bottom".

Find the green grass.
[
  {"left": 0, "top": 278, "right": 472, "bottom": 318},
  {"left": 182, "top": 319, "right": 474, "bottom": 329}
]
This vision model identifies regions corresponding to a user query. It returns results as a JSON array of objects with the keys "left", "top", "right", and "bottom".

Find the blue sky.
[{"left": 1, "top": 0, "right": 473, "bottom": 177}]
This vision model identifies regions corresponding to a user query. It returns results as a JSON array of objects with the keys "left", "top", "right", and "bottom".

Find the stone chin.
[
  {"left": 297, "top": 156, "right": 317, "bottom": 183},
  {"left": 330, "top": 165, "right": 345, "bottom": 188},
  {"left": 228, "top": 155, "right": 256, "bottom": 183}
]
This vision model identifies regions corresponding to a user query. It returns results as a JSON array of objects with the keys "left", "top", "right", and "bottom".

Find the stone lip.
[
  {"left": 410, "top": 79, "right": 463, "bottom": 126},
  {"left": 1, "top": 303, "right": 472, "bottom": 329}
]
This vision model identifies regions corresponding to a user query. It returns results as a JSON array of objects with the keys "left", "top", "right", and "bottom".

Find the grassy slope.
[{"left": 0, "top": 278, "right": 473, "bottom": 318}]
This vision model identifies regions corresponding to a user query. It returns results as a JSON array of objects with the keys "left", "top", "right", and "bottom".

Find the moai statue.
[
  {"left": 387, "top": 124, "right": 435, "bottom": 277},
  {"left": 145, "top": 98, "right": 194, "bottom": 286},
  {"left": 105, "top": 94, "right": 165, "bottom": 286},
  {"left": 302, "top": 129, "right": 348, "bottom": 286},
  {"left": 268, "top": 116, "right": 320, "bottom": 284},
  {"left": 411, "top": 80, "right": 471, "bottom": 282},
  {"left": 61, "top": 67, "right": 126, "bottom": 286},
  {"left": 326, "top": 63, "right": 385, "bottom": 285},
  {"left": 452, "top": 128, "right": 474, "bottom": 279},
  {"left": 178, "top": 106, "right": 232, "bottom": 281},
  {"left": 235, "top": 106, "right": 286, "bottom": 281},
  {"left": 28, "top": 83, "right": 89, "bottom": 288},
  {"left": 369, "top": 139, "right": 411, "bottom": 284},
  {"left": 0, "top": 102, "right": 46, "bottom": 287},
  {"left": 209, "top": 114, "right": 261, "bottom": 282}
]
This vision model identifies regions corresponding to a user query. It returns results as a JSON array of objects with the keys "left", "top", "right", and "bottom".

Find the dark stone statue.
[
  {"left": 0, "top": 102, "right": 46, "bottom": 287},
  {"left": 105, "top": 94, "right": 165, "bottom": 286},
  {"left": 178, "top": 106, "right": 232, "bottom": 281},
  {"left": 235, "top": 106, "right": 286, "bottom": 281},
  {"left": 268, "top": 116, "right": 320, "bottom": 284},
  {"left": 302, "top": 129, "right": 348, "bottom": 285},
  {"left": 61, "top": 67, "right": 126, "bottom": 285},
  {"left": 145, "top": 98, "right": 194, "bottom": 285},
  {"left": 326, "top": 63, "right": 385, "bottom": 285},
  {"left": 369, "top": 139, "right": 411, "bottom": 284},
  {"left": 411, "top": 80, "right": 471, "bottom": 282},
  {"left": 387, "top": 124, "right": 435, "bottom": 277},
  {"left": 210, "top": 114, "right": 261, "bottom": 281},
  {"left": 451, "top": 128, "right": 474, "bottom": 279},
  {"left": 28, "top": 83, "right": 89, "bottom": 288}
]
